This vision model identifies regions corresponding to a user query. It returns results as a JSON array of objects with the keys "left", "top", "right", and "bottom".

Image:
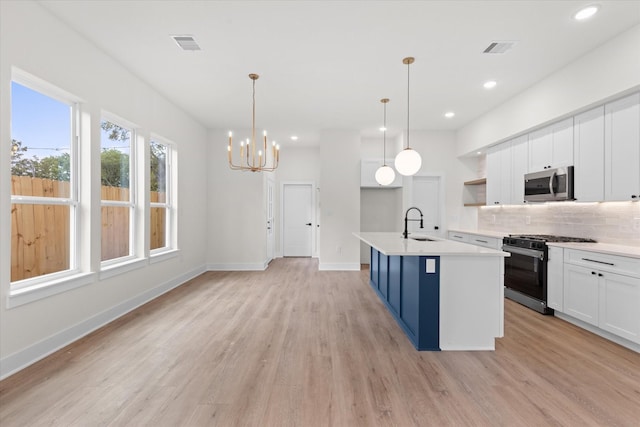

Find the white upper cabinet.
[
  {"left": 528, "top": 118, "right": 574, "bottom": 172},
  {"left": 510, "top": 135, "right": 528, "bottom": 205},
  {"left": 360, "top": 159, "right": 402, "bottom": 188},
  {"left": 486, "top": 142, "right": 512, "bottom": 205},
  {"left": 604, "top": 92, "right": 640, "bottom": 201},
  {"left": 574, "top": 106, "right": 605, "bottom": 202}
]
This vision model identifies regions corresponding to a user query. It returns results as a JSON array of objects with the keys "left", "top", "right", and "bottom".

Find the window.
[
  {"left": 100, "top": 118, "right": 135, "bottom": 263},
  {"left": 149, "top": 138, "right": 174, "bottom": 252},
  {"left": 10, "top": 80, "right": 78, "bottom": 285}
]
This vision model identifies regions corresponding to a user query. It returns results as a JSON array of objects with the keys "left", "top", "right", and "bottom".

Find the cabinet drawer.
[
  {"left": 448, "top": 232, "right": 469, "bottom": 243},
  {"left": 468, "top": 236, "right": 501, "bottom": 249},
  {"left": 564, "top": 249, "right": 640, "bottom": 278}
]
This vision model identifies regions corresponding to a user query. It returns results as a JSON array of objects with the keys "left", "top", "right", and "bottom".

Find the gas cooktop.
[{"left": 508, "top": 234, "right": 597, "bottom": 243}]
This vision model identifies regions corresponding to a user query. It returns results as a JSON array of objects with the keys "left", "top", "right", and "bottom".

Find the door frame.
[
  {"left": 280, "top": 181, "right": 317, "bottom": 258},
  {"left": 266, "top": 177, "right": 275, "bottom": 264}
]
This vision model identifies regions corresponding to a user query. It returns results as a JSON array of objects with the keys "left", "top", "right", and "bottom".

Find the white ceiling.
[{"left": 38, "top": 0, "right": 640, "bottom": 147}]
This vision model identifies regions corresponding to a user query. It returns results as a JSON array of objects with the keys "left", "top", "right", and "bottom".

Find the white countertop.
[
  {"left": 354, "top": 232, "right": 509, "bottom": 257},
  {"left": 547, "top": 241, "right": 640, "bottom": 259}
]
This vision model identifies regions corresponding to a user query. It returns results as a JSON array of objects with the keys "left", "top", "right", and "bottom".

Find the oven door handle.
[{"left": 502, "top": 245, "right": 545, "bottom": 260}]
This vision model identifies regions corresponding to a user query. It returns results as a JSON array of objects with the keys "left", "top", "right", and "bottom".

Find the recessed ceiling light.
[
  {"left": 574, "top": 5, "right": 599, "bottom": 21},
  {"left": 477, "top": 151, "right": 482, "bottom": 155},
  {"left": 483, "top": 80, "right": 497, "bottom": 89},
  {"left": 444, "top": 111, "right": 455, "bottom": 118},
  {"left": 290, "top": 135, "right": 298, "bottom": 141}
]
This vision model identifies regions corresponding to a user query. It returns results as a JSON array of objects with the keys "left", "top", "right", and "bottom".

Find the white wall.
[
  {"left": 0, "top": 1, "right": 208, "bottom": 377},
  {"left": 207, "top": 129, "right": 268, "bottom": 270},
  {"left": 319, "top": 130, "right": 361, "bottom": 270},
  {"left": 456, "top": 25, "right": 640, "bottom": 156}
]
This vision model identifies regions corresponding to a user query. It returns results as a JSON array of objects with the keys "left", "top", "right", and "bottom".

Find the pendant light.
[
  {"left": 375, "top": 98, "right": 396, "bottom": 186},
  {"left": 394, "top": 57, "right": 422, "bottom": 176},
  {"left": 227, "top": 73, "right": 280, "bottom": 172}
]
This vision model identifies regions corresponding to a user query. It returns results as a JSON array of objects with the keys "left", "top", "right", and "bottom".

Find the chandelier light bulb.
[
  {"left": 375, "top": 164, "right": 396, "bottom": 186},
  {"left": 395, "top": 148, "right": 422, "bottom": 176}
]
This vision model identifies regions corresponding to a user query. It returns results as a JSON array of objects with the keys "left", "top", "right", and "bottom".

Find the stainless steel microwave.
[{"left": 524, "top": 166, "right": 574, "bottom": 202}]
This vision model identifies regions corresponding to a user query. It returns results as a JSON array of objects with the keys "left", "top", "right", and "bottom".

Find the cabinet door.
[
  {"left": 486, "top": 145, "right": 502, "bottom": 205},
  {"left": 604, "top": 93, "right": 640, "bottom": 201},
  {"left": 550, "top": 118, "right": 574, "bottom": 168},
  {"left": 574, "top": 107, "right": 605, "bottom": 202},
  {"left": 511, "top": 135, "right": 528, "bottom": 205},
  {"left": 547, "top": 247, "right": 564, "bottom": 311},
  {"left": 599, "top": 272, "right": 640, "bottom": 344},
  {"left": 564, "top": 264, "right": 599, "bottom": 326},
  {"left": 370, "top": 248, "right": 379, "bottom": 288},
  {"left": 528, "top": 127, "right": 553, "bottom": 172},
  {"left": 528, "top": 118, "right": 574, "bottom": 171},
  {"left": 486, "top": 142, "right": 512, "bottom": 205}
]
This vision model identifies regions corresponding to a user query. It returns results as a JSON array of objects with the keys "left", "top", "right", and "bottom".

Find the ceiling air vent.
[
  {"left": 171, "top": 35, "right": 201, "bottom": 51},
  {"left": 483, "top": 41, "right": 516, "bottom": 54}
]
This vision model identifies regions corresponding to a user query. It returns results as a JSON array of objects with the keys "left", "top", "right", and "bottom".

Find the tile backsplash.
[{"left": 478, "top": 202, "right": 640, "bottom": 246}]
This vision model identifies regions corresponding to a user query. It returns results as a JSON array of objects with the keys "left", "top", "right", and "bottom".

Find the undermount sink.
[{"left": 409, "top": 235, "right": 435, "bottom": 241}]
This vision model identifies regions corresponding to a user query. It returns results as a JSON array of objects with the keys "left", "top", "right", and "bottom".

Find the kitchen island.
[{"left": 354, "top": 232, "right": 509, "bottom": 351}]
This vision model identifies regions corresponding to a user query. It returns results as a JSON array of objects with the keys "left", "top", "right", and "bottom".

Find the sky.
[{"left": 10, "top": 81, "right": 129, "bottom": 161}]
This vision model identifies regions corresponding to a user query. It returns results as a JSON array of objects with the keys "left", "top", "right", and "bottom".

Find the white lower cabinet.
[
  {"left": 563, "top": 264, "right": 600, "bottom": 326},
  {"left": 599, "top": 272, "right": 640, "bottom": 343},
  {"left": 561, "top": 249, "right": 640, "bottom": 345}
]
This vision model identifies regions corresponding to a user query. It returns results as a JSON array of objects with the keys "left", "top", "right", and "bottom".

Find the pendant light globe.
[
  {"left": 375, "top": 164, "right": 396, "bottom": 185},
  {"left": 395, "top": 148, "right": 422, "bottom": 176}
]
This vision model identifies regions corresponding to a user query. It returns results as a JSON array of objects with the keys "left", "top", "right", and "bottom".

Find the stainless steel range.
[{"left": 502, "top": 234, "right": 596, "bottom": 314}]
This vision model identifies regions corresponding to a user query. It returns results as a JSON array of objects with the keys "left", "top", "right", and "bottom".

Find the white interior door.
[
  {"left": 283, "top": 183, "right": 313, "bottom": 257},
  {"left": 409, "top": 176, "right": 442, "bottom": 235},
  {"left": 266, "top": 178, "right": 275, "bottom": 264}
]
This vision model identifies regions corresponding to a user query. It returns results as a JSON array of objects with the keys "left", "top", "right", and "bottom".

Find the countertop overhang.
[{"left": 354, "top": 232, "right": 510, "bottom": 257}]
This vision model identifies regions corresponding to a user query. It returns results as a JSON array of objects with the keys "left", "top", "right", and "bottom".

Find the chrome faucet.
[{"left": 403, "top": 206, "right": 424, "bottom": 238}]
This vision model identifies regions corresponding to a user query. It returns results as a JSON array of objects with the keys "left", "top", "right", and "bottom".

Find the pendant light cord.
[
  {"left": 406, "top": 60, "right": 410, "bottom": 149},
  {"left": 383, "top": 101, "right": 387, "bottom": 165}
]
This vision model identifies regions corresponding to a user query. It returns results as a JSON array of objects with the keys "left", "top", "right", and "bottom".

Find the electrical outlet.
[
  {"left": 336, "top": 245, "right": 342, "bottom": 255},
  {"left": 634, "top": 218, "right": 640, "bottom": 231},
  {"left": 525, "top": 216, "right": 531, "bottom": 225},
  {"left": 491, "top": 214, "right": 496, "bottom": 224}
]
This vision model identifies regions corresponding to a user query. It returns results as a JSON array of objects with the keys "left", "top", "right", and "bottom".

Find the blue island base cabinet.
[{"left": 370, "top": 247, "right": 440, "bottom": 351}]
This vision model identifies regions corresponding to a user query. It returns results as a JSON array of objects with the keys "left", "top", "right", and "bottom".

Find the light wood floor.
[{"left": 1, "top": 258, "right": 639, "bottom": 426}]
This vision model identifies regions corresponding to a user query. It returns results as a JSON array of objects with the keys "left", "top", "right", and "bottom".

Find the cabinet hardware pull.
[
  {"left": 582, "top": 258, "right": 614, "bottom": 266},
  {"left": 598, "top": 273, "right": 604, "bottom": 277},
  {"left": 476, "top": 239, "right": 488, "bottom": 243},
  {"left": 591, "top": 271, "right": 597, "bottom": 275}
]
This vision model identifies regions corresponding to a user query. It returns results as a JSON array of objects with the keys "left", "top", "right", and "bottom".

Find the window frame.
[
  {"left": 99, "top": 113, "right": 138, "bottom": 268},
  {"left": 9, "top": 72, "right": 83, "bottom": 293},
  {"left": 149, "top": 135, "right": 177, "bottom": 258}
]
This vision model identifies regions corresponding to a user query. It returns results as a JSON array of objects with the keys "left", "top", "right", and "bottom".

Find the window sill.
[
  {"left": 150, "top": 248, "right": 180, "bottom": 264},
  {"left": 99, "top": 257, "right": 147, "bottom": 280},
  {"left": 7, "top": 272, "right": 96, "bottom": 309}
]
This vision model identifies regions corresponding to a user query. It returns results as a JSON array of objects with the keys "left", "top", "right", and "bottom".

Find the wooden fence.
[{"left": 11, "top": 175, "right": 165, "bottom": 282}]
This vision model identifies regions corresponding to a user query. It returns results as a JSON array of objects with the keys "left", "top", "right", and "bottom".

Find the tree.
[
  {"left": 101, "top": 149, "right": 129, "bottom": 187},
  {"left": 150, "top": 141, "right": 166, "bottom": 192}
]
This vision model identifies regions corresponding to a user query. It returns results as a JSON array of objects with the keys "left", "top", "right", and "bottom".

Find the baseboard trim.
[
  {"left": 0, "top": 265, "right": 206, "bottom": 381},
  {"left": 554, "top": 312, "right": 640, "bottom": 353},
  {"left": 318, "top": 262, "right": 361, "bottom": 271}
]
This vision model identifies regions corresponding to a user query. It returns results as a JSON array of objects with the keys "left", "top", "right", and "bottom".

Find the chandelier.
[
  {"left": 394, "top": 57, "right": 422, "bottom": 176},
  {"left": 228, "top": 73, "right": 279, "bottom": 172},
  {"left": 375, "top": 98, "right": 396, "bottom": 185}
]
